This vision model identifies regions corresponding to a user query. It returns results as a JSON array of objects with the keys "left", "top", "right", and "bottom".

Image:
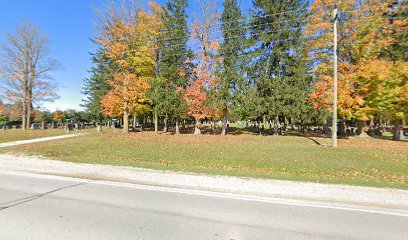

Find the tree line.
[
  {"left": 82, "top": 0, "right": 407, "bottom": 140},
  {"left": 1, "top": 0, "right": 405, "bottom": 141},
  {"left": 0, "top": 101, "right": 90, "bottom": 128}
]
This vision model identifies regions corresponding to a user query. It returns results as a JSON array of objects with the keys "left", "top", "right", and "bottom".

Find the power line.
[
  {"left": 156, "top": 22, "right": 318, "bottom": 50},
  {"left": 158, "top": 15, "right": 314, "bottom": 43},
  {"left": 155, "top": 36, "right": 329, "bottom": 59},
  {"left": 159, "top": 3, "right": 337, "bottom": 36},
  {"left": 176, "top": 13, "right": 408, "bottom": 44},
  {"left": 157, "top": 12, "right": 408, "bottom": 47}
]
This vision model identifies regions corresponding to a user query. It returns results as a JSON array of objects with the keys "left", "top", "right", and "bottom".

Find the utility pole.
[{"left": 332, "top": 8, "right": 338, "bottom": 148}]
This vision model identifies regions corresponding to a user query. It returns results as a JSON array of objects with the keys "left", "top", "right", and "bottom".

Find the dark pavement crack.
[{"left": 0, "top": 182, "right": 88, "bottom": 211}]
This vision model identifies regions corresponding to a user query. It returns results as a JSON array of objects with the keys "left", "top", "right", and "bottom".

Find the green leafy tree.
[{"left": 63, "top": 109, "right": 80, "bottom": 122}]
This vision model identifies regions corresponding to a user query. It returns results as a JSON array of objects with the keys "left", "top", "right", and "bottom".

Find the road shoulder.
[{"left": 0, "top": 153, "right": 407, "bottom": 213}]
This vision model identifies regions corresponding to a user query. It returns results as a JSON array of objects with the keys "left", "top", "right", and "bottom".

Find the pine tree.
[
  {"left": 381, "top": 1, "right": 408, "bottom": 62},
  {"left": 216, "top": 0, "right": 246, "bottom": 135},
  {"left": 285, "top": 47, "right": 317, "bottom": 130},
  {"left": 158, "top": 0, "right": 191, "bottom": 134},
  {"left": 250, "top": 0, "right": 309, "bottom": 135},
  {"left": 82, "top": 47, "right": 114, "bottom": 122}
]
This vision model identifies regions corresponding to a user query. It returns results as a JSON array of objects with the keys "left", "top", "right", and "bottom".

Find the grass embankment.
[
  {"left": 0, "top": 128, "right": 407, "bottom": 189},
  {"left": 0, "top": 129, "right": 70, "bottom": 143}
]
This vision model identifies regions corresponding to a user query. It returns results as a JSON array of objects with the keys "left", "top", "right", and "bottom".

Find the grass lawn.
[
  {"left": 0, "top": 128, "right": 71, "bottom": 143},
  {"left": 0, "top": 128, "right": 407, "bottom": 189}
]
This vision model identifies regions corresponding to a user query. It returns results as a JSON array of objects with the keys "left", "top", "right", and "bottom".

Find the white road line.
[{"left": 2, "top": 170, "right": 408, "bottom": 218}]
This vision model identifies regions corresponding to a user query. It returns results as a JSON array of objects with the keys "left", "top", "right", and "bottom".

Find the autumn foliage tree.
[
  {"left": 0, "top": 101, "right": 6, "bottom": 126},
  {"left": 97, "top": 1, "right": 163, "bottom": 133},
  {"left": 0, "top": 101, "right": 4, "bottom": 115},
  {"left": 81, "top": 0, "right": 407, "bottom": 141},
  {"left": 52, "top": 110, "right": 65, "bottom": 124},
  {"left": 306, "top": 0, "right": 407, "bottom": 140},
  {"left": 184, "top": 0, "right": 220, "bottom": 134},
  {"left": 352, "top": 0, "right": 408, "bottom": 140},
  {"left": 306, "top": 0, "right": 360, "bottom": 125}
]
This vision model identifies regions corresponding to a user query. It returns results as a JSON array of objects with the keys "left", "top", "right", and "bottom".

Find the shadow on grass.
[
  {"left": 366, "top": 134, "right": 408, "bottom": 142},
  {"left": 120, "top": 125, "right": 407, "bottom": 144}
]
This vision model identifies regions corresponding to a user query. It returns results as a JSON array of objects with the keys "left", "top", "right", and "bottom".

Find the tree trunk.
[
  {"left": 274, "top": 115, "right": 279, "bottom": 136},
  {"left": 21, "top": 101, "right": 27, "bottom": 130},
  {"left": 356, "top": 120, "right": 365, "bottom": 135},
  {"left": 194, "top": 118, "right": 201, "bottom": 135},
  {"left": 163, "top": 114, "right": 168, "bottom": 133},
  {"left": 393, "top": 119, "right": 405, "bottom": 141},
  {"left": 323, "top": 117, "right": 330, "bottom": 134},
  {"left": 123, "top": 102, "right": 129, "bottom": 133},
  {"left": 154, "top": 109, "right": 158, "bottom": 133},
  {"left": 379, "top": 119, "right": 385, "bottom": 136},
  {"left": 369, "top": 119, "right": 375, "bottom": 136},
  {"left": 356, "top": 120, "right": 370, "bottom": 138},
  {"left": 21, "top": 69, "right": 29, "bottom": 130},
  {"left": 26, "top": 105, "right": 31, "bottom": 130},
  {"left": 26, "top": 87, "right": 32, "bottom": 130},
  {"left": 133, "top": 116, "right": 137, "bottom": 131},
  {"left": 140, "top": 117, "right": 144, "bottom": 132},
  {"left": 175, "top": 118, "right": 180, "bottom": 135},
  {"left": 221, "top": 106, "right": 227, "bottom": 135},
  {"left": 338, "top": 120, "right": 346, "bottom": 136}
]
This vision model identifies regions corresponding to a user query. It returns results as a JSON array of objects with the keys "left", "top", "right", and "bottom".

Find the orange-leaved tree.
[
  {"left": 97, "top": 1, "right": 163, "bottom": 133},
  {"left": 52, "top": 110, "right": 64, "bottom": 124},
  {"left": 306, "top": 0, "right": 361, "bottom": 127},
  {"left": 184, "top": 0, "right": 220, "bottom": 134},
  {"left": 352, "top": 0, "right": 408, "bottom": 139},
  {"left": 0, "top": 100, "right": 6, "bottom": 126}
]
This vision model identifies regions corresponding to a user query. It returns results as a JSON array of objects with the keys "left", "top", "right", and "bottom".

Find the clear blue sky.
[{"left": 0, "top": 0, "right": 252, "bottom": 112}]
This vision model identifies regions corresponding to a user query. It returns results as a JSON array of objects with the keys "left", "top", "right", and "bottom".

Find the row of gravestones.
[
  {"left": 0, "top": 122, "right": 58, "bottom": 130},
  {"left": 64, "top": 123, "right": 84, "bottom": 133}
]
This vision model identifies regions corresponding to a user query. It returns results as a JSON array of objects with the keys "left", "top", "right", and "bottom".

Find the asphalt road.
[{"left": 0, "top": 172, "right": 407, "bottom": 240}]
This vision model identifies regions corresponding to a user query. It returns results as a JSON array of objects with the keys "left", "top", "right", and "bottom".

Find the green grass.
[
  {"left": 0, "top": 128, "right": 70, "bottom": 143},
  {"left": 1, "top": 129, "right": 407, "bottom": 189}
]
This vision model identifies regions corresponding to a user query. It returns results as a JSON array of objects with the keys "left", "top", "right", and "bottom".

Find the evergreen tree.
[
  {"left": 250, "top": 0, "right": 309, "bottom": 134},
  {"left": 285, "top": 47, "right": 317, "bottom": 130},
  {"left": 216, "top": 0, "right": 246, "bottom": 135},
  {"left": 82, "top": 47, "right": 114, "bottom": 122},
  {"left": 381, "top": 1, "right": 408, "bottom": 61},
  {"left": 158, "top": 0, "right": 191, "bottom": 134}
]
